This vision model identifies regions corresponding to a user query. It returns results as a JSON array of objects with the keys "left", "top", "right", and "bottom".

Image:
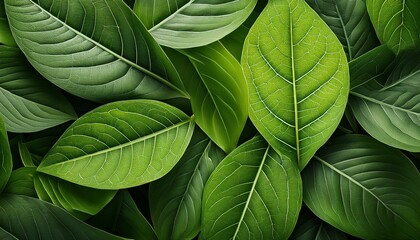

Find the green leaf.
[
  {"left": 0, "top": 194, "right": 126, "bottom": 240},
  {"left": 0, "top": 227, "right": 18, "bottom": 240},
  {"left": 306, "top": 0, "right": 380, "bottom": 60},
  {"left": 149, "top": 128, "right": 225, "bottom": 240},
  {"left": 366, "top": 0, "right": 420, "bottom": 54},
  {"left": 5, "top": 0, "right": 187, "bottom": 102},
  {"left": 0, "top": 0, "right": 16, "bottom": 46},
  {"left": 350, "top": 51, "right": 420, "bottom": 152},
  {"left": 88, "top": 190, "right": 158, "bottom": 240},
  {"left": 302, "top": 134, "right": 420, "bottom": 239},
  {"left": 201, "top": 136, "right": 302, "bottom": 239},
  {"left": 3, "top": 167, "right": 37, "bottom": 197},
  {"left": 134, "top": 0, "right": 257, "bottom": 49},
  {"left": 0, "top": 117, "right": 12, "bottom": 193},
  {"left": 289, "top": 208, "right": 348, "bottom": 240},
  {"left": 176, "top": 42, "right": 248, "bottom": 153},
  {"left": 242, "top": 0, "right": 349, "bottom": 169},
  {"left": 34, "top": 173, "right": 117, "bottom": 219},
  {"left": 37, "top": 100, "right": 195, "bottom": 189},
  {"left": 0, "top": 46, "right": 77, "bottom": 133}
]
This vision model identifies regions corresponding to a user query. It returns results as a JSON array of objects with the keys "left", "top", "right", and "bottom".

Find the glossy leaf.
[
  {"left": 134, "top": 0, "right": 257, "bottom": 49},
  {"left": 306, "top": 0, "right": 379, "bottom": 60},
  {"left": 37, "top": 100, "right": 195, "bottom": 189},
  {"left": 3, "top": 167, "right": 37, "bottom": 197},
  {"left": 201, "top": 136, "right": 302, "bottom": 239},
  {"left": 0, "top": 46, "right": 77, "bottom": 133},
  {"left": 302, "top": 134, "right": 420, "bottom": 239},
  {"left": 5, "top": 0, "right": 187, "bottom": 102},
  {"left": 0, "top": 194, "right": 126, "bottom": 240},
  {"left": 89, "top": 190, "right": 157, "bottom": 240},
  {"left": 0, "top": 117, "right": 12, "bottom": 193},
  {"left": 177, "top": 42, "right": 248, "bottom": 152},
  {"left": 366, "top": 0, "right": 420, "bottom": 53},
  {"left": 149, "top": 128, "right": 225, "bottom": 240},
  {"left": 350, "top": 51, "right": 420, "bottom": 152},
  {"left": 242, "top": 0, "right": 349, "bottom": 169},
  {"left": 34, "top": 173, "right": 117, "bottom": 219}
]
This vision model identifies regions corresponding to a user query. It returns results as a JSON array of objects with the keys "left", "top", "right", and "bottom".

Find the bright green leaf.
[
  {"left": 242, "top": 0, "right": 349, "bottom": 169},
  {"left": 0, "top": 194, "right": 126, "bottom": 240},
  {"left": 302, "top": 134, "right": 420, "bottom": 239},
  {"left": 37, "top": 100, "right": 195, "bottom": 189},
  {"left": 149, "top": 128, "right": 225, "bottom": 240},
  {"left": 3, "top": 167, "right": 37, "bottom": 197},
  {"left": 134, "top": 0, "right": 257, "bottom": 49},
  {"left": 0, "top": 117, "right": 12, "bottom": 193},
  {"left": 5, "top": 0, "right": 187, "bottom": 102},
  {"left": 0, "top": 0, "right": 16, "bottom": 46},
  {"left": 366, "top": 0, "right": 420, "bottom": 54},
  {"left": 201, "top": 136, "right": 302, "bottom": 239},
  {"left": 0, "top": 46, "right": 77, "bottom": 133},
  {"left": 306, "top": 0, "right": 380, "bottom": 60}
]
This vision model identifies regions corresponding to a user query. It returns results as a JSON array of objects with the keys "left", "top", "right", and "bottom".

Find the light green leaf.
[
  {"left": 88, "top": 190, "right": 158, "bottom": 240},
  {"left": 289, "top": 208, "right": 348, "bottom": 240},
  {"left": 302, "top": 134, "right": 420, "bottom": 239},
  {"left": 0, "top": 117, "right": 12, "bottom": 193},
  {"left": 350, "top": 51, "right": 420, "bottom": 152},
  {"left": 3, "top": 167, "right": 37, "bottom": 197},
  {"left": 5, "top": 0, "right": 187, "bottom": 102},
  {"left": 366, "top": 0, "right": 420, "bottom": 54},
  {"left": 306, "top": 0, "right": 380, "bottom": 60},
  {"left": 242, "top": 0, "right": 349, "bottom": 169},
  {"left": 34, "top": 173, "right": 117, "bottom": 219},
  {"left": 0, "top": 0, "right": 16, "bottom": 46},
  {"left": 0, "top": 194, "right": 126, "bottom": 240},
  {"left": 0, "top": 46, "right": 76, "bottom": 133},
  {"left": 201, "top": 136, "right": 302, "bottom": 239},
  {"left": 149, "top": 128, "right": 225, "bottom": 240},
  {"left": 134, "top": 0, "right": 257, "bottom": 49},
  {"left": 175, "top": 42, "right": 248, "bottom": 153},
  {"left": 37, "top": 100, "right": 195, "bottom": 189}
]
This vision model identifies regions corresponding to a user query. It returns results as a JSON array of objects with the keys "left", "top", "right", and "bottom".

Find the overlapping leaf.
[
  {"left": 134, "top": 0, "right": 257, "bottom": 48},
  {"left": 0, "top": 0, "right": 15, "bottom": 46},
  {"left": 5, "top": 0, "right": 186, "bottom": 102},
  {"left": 302, "top": 135, "right": 420, "bottom": 239},
  {"left": 37, "top": 100, "right": 195, "bottom": 189},
  {"left": 3, "top": 167, "right": 37, "bottom": 197},
  {"left": 0, "top": 194, "right": 125, "bottom": 240},
  {"left": 366, "top": 0, "right": 420, "bottom": 53},
  {"left": 202, "top": 136, "right": 302, "bottom": 239},
  {"left": 149, "top": 129, "right": 225, "bottom": 240},
  {"left": 0, "top": 46, "right": 76, "bottom": 133},
  {"left": 0, "top": 117, "right": 12, "bottom": 193},
  {"left": 242, "top": 0, "right": 349, "bottom": 169},
  {"left": 306, "top": 0, "right": 379, "bottom": 60}
]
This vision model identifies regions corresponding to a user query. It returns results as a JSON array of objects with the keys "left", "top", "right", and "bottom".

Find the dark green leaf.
[
  {"left": 3, "top": 167, "right": 37, "bottom": 197},
  {"left": 37, "top": 100, "right": 195, "bottom": 189},
  {"left": 0, "top": 117, "right": 12, "bottom": 193},
  {"left": 0, "top": 0, "right": 16, "bottom": 46},
  {"left": 302, "top": 134, "right": 420, "bottom": 239},
  {"left": 202, "top": 136, "right": 302, "bottom": 239}
]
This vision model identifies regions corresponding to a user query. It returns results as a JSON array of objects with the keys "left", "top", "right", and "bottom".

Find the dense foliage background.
[{"left": 0, "top": 0, "right": 419, "bottom": 239}]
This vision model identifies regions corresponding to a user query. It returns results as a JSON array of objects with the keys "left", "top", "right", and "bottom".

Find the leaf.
[
  {"left": 0, "top": 46, "right": 77, "bottom": 133},
  {"left": 350, "top": 51, "right": 420, "bottom": 152},
  {"left": 88, "top": 190, "right": 158, "bottom": 240},
  {"left": 306, "top": 0, "right": 380, "bottom": 60},
  {"left": 0, "top": 227, "right": 18, "bottom": 240},
  {"left": 0, "top": 0, "right": 16, "bottom": 46},
  {"left": 3, "top": 167, "right": 37, "bottom": 197},
  {"left": 302, "top": 134, "right": 420, "bottom": 239},
  {"left": 201, "top": 136, "right": 302, "bottom": 239},
  {"left": 37, "top": 100, "right": 195, "bottom": 189},
  {"left": 134, "top": 0, "right": 257, "bottom": 49},
  {"left": 175, "top": 42, "right": 248, "bottom": 152},
  {"left": 242, "top": 0, "right": 349, "bottom": 169},
  {"left": 0, "top": 194, "right": 126, "bottom": 240},
  {"left": 149, "top": 128, "right": 225, "bottom": 240},
  {"left": 289, "top": 207, "right": 348, "bottom": 240},
  {"left": 34, "top": 173, "right": 117, "bottom": 219},
  {"left": 0, "top": 117, "right": 12, "bottom": 193},
  {"left": 5, "top": 0, "right": 187, "bottom": 102},
  {"left": 366, "top": 0, "right": 420, "bottom": 54}
]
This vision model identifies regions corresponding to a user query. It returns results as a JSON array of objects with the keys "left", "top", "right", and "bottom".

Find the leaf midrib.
[
  {"left": 290, "top": 11, "right": 300, "bottom": 166},
  {"left": 27, "top": 0, "right": 186, "bottom": 97},
  {"left": 335, "top": 5, "right": 352, "bottom": 60},
  {"left": 149, "top": 0, "right": 195, "bottom": 32},
  {"left": 38, "top": 119, "right": 191, "bottom": 171}
]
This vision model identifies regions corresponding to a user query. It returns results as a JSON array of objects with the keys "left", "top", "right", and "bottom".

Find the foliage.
[{"left": 0, "top": 0, "right": 419, "bottom": 239}]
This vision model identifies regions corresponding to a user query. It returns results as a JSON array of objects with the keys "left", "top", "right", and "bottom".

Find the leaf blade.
[{"left": 0, "top": 117, "right": 12, "bottom": 193}]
